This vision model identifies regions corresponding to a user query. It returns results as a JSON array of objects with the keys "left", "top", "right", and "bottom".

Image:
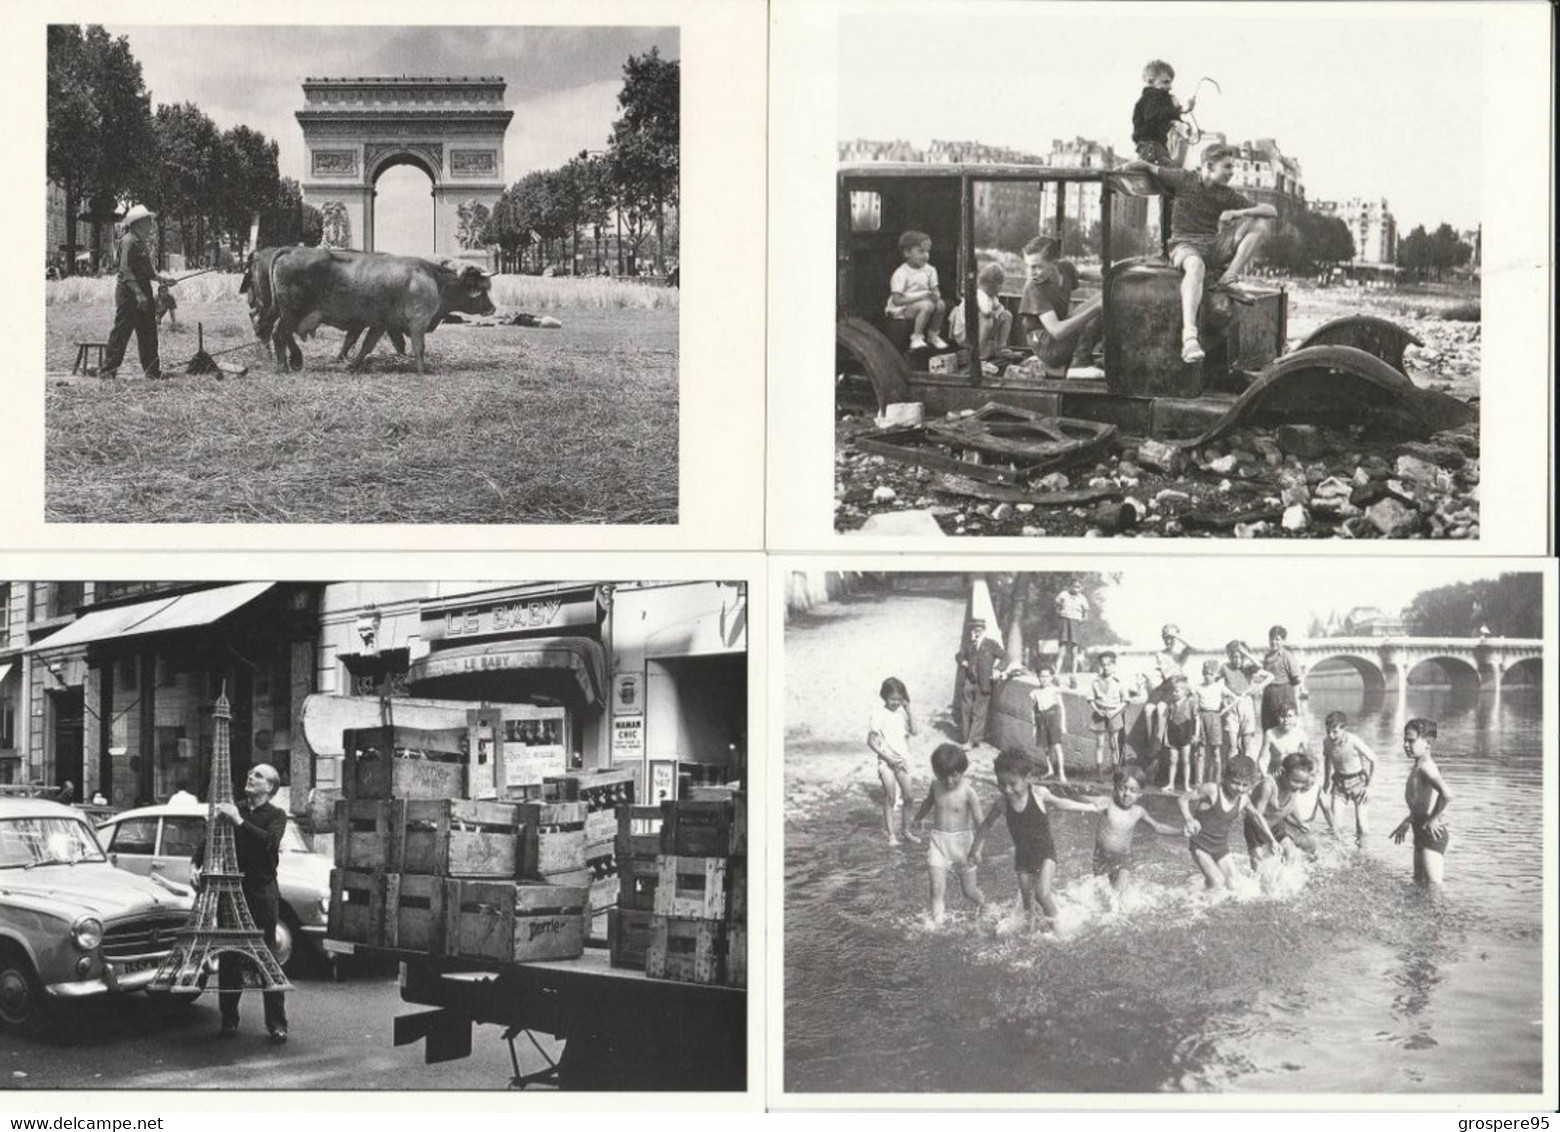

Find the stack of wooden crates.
[
  {"left": 541, "top": 768, "right": 636, "bottom": 946},
  {"left": 609, "top": 791, "right": 746, "bottom": 988},
  {"left": 327, "top": 726, "right": 601, "bottom": 966}
]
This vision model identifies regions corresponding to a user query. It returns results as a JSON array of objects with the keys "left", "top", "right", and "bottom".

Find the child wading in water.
[
  {"left": 1089, "top": 763, "right": 1180, "bottom": 894},
  {"left": 1317, "top": 710, "right": 1377, "bottom": 847},
  {"left": 1089, "top": 651, "right": 1129, "bottom": 774},
  {"left": 1179, "top": 754, "right": 1277, "bottom": 889},
  {"left": 1244, "top": 752, "right": 1321, "bottom": 866},
  {"left": 914, "top": 743, "right": 986, "bottom": 921},
  {"left": 1029, "top": 664, "right": 1068, "bottom": 781},
  {"left": 867, "top": 677, "right": 922, "bottom": 844},
  {"left": 1390, "top": 718, "right": 1452, "bottom": 894},
  {"left": 969, "top": 748, "right": 1097, "bottom": 927}
]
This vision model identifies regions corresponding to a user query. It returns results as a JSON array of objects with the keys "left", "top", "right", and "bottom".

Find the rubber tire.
[
  {"left": 273, "top": 916, "right": 295, "bottom": 970},
  {"left": 0, "top": 945, "right": 45, "bottom": 1034}
]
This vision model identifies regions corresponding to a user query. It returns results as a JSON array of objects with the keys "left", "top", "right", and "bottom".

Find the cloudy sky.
[
  {"left": 839, "top": 10, "right": 1481, "bottom": 232},
  {"left": 105, "top": 25, "right": 677, "bottom": 252}
]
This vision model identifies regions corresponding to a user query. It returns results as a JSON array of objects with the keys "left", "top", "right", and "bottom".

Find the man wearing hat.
[
  {"left": 954, "top": 617, "right": 1007, "bottom": 748},
  {"left": 99, "top": 204, "right": 175, "bottom": 379}
]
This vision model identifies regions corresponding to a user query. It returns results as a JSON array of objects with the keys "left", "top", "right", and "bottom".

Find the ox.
[
  {"left": 268, "top": 249, "right": 494, "bottom": 374},
  {"left": 241, "top": 247, "right": 407, "bottom": 370}
]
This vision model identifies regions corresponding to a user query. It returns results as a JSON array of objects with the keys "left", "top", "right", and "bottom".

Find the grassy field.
[{"left": 45, "top": 281, "right": 678, "bottom": 524}]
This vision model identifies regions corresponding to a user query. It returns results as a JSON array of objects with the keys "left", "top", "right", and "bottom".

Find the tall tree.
[
  {"left": 219, "top": 125, "right": 282, "bottom": 255},
  {"left": 481, "top": 185, "right": 532, "bottom": 273},
  {"left": 1404, "top": 574, "right": 1543, "bottom": 638},
  {"left": 609, "top": 48, "right": 679, "bottom": 273},
  {"left": 47, "top": 25, "right": 155, "bottom": 272}
]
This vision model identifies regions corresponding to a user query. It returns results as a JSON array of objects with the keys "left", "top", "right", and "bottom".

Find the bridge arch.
[
  {"left": 1304, "top": 653, "right": 1387, "bottom": 697},
  {"left": 1502, "top": 656, "right": 1542, "bottom": 687},
  {"left": 1404, "top": 655, "right": 1482, "bottom": 694}
]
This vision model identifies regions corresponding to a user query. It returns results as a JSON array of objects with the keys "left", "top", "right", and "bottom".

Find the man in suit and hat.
[
  {"left": 954, "top": 617, "right": 1007, "bottom": 748},
  {"left": 99, "top": 203, "right": 175, "bottom": 379}
]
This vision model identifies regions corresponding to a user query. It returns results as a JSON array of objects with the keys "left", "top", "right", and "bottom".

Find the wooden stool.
[{"left": 73, "top": 342, "right": 108, "bottom": 375}]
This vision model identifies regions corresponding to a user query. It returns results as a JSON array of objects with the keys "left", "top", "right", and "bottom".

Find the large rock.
[
  {"left": 1274, "top": 424, "right": 1328, "bottom": 460},
  {"left": 1203, "top": 454, "right": 1241, "bottom": 475},
  {"left": 1366, "top": 497, "right": 1421, "bottom": 538},
  {"left": 857, "top": 510, "right": 946, "bottom": 536},
  {"left": 1281, "top": 504, "right": 1310, "bottom": 532},
  {"left": 1394, "top": 454, "right": 1441, "bottom": 486},
  {"left": 1311, "top": 476, "right": 1357, "bottom": 517},
  {"left": 1036, "top": 472, "right": 1071, "bottom": 493},
  {"left": 1137, "top": 439, "right": 1185, "bottom": 476}
]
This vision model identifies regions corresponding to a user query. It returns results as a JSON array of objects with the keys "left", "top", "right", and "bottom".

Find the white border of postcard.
[
  {"left": 3, "top": 0, "right": 767, "bottom": 552},
  {"left": 0, "top": 547, "right": 767, "bottom": 1113},
  {"left": 765, "top": 553, "right": 1558, "bottom": 1110},
  {"left": 766, "top": 0, "right": 1554, "bottom": 554}
]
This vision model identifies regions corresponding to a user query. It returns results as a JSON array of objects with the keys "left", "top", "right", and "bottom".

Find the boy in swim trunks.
[
  {"left": 1317, "top": 710, "right": 1377, "bottom": 847},
  {"left": 969, "top": 748, "right": 1098, "bottom": 927},
  {"left": 1163, "top": 675, "right": 1197, "bottom": 792},
  {"left": 1028, "top": 664, "right": 1068, "bottom": 782},
  {"left": 1390, "top": 718, "right": 1452, "bottom": 894},
  {"left": 1194, "top": 659, "right": 1239, "bottom": 787},
  {"left": 1178, "top": 754, "right": 1276, "bottom": 890},
  {"left": 913, "top": 742, "right": 987, "bottom": 921},
  {"left": 1087, "top": 763, "right": 1181, "bottom": 894},
  {"left": 1244, "top": 752, "right": 1320, "bottom": 866}
]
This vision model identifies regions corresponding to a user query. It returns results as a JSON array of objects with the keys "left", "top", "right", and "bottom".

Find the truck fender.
[
  {"left": 837, "top": 316, "right": 913, "bottom": 415},
  {"left": 1295, "top": 315, "right": 1423, "bottom": 375},
  {"left": 1171, "top": 344, "right": 1476, "bottom": 448}
]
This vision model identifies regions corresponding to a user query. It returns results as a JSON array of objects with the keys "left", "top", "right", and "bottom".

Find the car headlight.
[
  {"left": 318, "top": 896, "right": 330, "bottom": 917},
  {"left": 72, "top": 916, "right": 104, "bottom": 952}
]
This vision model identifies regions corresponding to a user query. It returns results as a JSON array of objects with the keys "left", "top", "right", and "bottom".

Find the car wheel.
[
  {"left": 272, "top": 918, "right": 295, "bottom": 969},
  {"left": 0, "top": 946, "right": 44, "bottom": 1034}
]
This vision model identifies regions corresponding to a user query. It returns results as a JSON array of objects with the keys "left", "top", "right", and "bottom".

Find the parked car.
[
  {"left": 0, "top": 796, "right": 192, "bottom": 1033},
  {"left": 97, "top": 800, "right": 331, "bottom": 969}
]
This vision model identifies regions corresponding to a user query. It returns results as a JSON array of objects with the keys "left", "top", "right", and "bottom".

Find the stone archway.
[
  {"left": 1306, "top": 653, "right": 1388, "bottom": 697},
  {"left": 296, "top": 76, "right": 513, "bottom": 261},
  {"left": 1405, "top": 655, "right": 1482, "bottom": 695}
]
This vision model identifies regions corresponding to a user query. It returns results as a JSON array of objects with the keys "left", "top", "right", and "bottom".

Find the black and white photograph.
[
  {"left": 0, "top": 577, "right": 749, "bottom": 1091},
  {"left": 781, "top": 562, "right": 1552, "bottom": 1096},
  {"left": 43, "top": 25, "right": 680, "bottom": 525},
  {"left": 829, "top": 10, "right": 1493, "bottom": 540}
]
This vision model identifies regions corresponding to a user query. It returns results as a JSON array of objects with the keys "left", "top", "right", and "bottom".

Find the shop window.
[
  {"left": 106, "top": 816, "right": 157, "bottom": 855},
  {"left": 848, "top": 191, "right": 881, "bottom": 232},
  {"left": 0, "top": 703, "right": 13, "bottom": 748},
  {"left": 117, "top": 657, "right": 138, "bottom": 692}
]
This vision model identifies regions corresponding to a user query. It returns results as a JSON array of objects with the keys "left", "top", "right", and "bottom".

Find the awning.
[
  {"left": 407, "top": 637, "right": 605, "bottom": 706},
  {"left": 27, "top": 583, "right": 275, "bottom": 653}
]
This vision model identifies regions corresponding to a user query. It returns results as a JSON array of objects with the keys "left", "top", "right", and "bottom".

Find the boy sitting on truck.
[
  {"left": 1124, "top": 144, "right": 1276, "bottom": 364},
  {"left": 1017, "top": 237, "right": 1104, "bottom": 379},
  {"left": 885, "top": 229, "right": 948, "bottom": 352},
  {"left": 950, "top": 260, "right": 1015, "bottom": 364}
]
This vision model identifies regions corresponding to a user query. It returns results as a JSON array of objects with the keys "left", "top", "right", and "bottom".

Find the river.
[{"left": 783, "top": 590, "right": 1543, "bottom": 1094}]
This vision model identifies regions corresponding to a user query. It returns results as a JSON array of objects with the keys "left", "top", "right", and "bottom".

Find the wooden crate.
[
  {"left": 727, "top": 924, "right": 747, "bottom": 988},
  {"left": 587, "top": 908, "right": 609, "bottom": 947},
  {"left": 589, "top": 873, "right": 621, "bottom": 913},
  {"left": 517, "top": 801, "right": 588, "bottom": 879},
  {"left": 334, "top": 798, "right": 521, "bottom": 878},
  {"left": 619, "top": 855, "right": 661, "bottom": 912},
  {"left": 543, "top": 866, "right": 593, "bottom": 888},
  {"left": 653, "top": 855, "right": 729, "bottom": 920},
  {"left": 728, "top": 857, "right": 747, "bottom": 923},
  {"left": 615, "top": 804, "right": 664, "bottom": 861},
  {"left": 608, "top": 908, "right": 654, "bottom": 970},
  {"left": 544, "top": 769, "right": 636, "bottom": 805},
  {"left": 584, "top": 809, "right": 618, "bottom": 846},
  {"left": 382, "top": 873, "right": 450, "bottom": 953},
  {"left": 328, "top": 868, "right": 383, "bottom": 947},
  {"left": 645, "top": 915, "right": 727, "bottom": 985},
  {"left": 444, "top": 880, "right": 589, "bottom": 965},
  {"left": 659, "top": 799, "right": 745, "bottom": 857},
  {"left": 343, "top": 726, "right": 468, "bottom": 801}
]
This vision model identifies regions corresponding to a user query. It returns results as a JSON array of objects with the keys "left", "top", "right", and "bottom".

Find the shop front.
[
  {"left": 303, "top": 581, "right": 747, "bottom": 807},
  {"left": 26, "top": 583, "right": 320, "bottom": 807}
]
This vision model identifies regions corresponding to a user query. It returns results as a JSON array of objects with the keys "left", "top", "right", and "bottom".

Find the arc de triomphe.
[{"left": 296, "top": 75, "right": 514, "bottom": 260}]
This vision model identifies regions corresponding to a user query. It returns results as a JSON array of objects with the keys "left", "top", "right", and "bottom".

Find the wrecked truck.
[{"left": 836, "top": 162, "right": 1476, "bottom": 465}]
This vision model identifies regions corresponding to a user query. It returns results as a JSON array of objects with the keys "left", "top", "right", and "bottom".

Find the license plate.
[{"left": 105, "top": 957, "right": 157, "bottom": 990}]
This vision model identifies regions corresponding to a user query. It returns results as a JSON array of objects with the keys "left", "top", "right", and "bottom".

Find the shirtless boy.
[
  {"left": 1317, "top": 710, "right": 1377, "bottom": 847},
  {"left": 914, "top": 743, "right": 987, "bottom": 920},
  {"left": 1090, "top": 763, "right": 1180, "bottom": 893},
  {"left": 1179, "top": 754, "right": 1276, "bottom": 890},
  {"left": 1390, "top": 718, "right": 1452, "bottom": 893}
]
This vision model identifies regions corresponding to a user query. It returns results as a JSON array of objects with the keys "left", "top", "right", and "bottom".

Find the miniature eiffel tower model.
[{"left": 148, "top": 686, "right": 291, "bottom": 997}]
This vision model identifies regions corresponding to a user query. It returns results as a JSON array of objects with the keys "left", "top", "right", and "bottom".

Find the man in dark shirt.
[
  {"left": 100, "top": 204, "right": 174, "bottom": 379},
  {"left": 1125, "top": 144, "right": 1277, "bottom": 364},
  {"left": 954, "top": 618, "right": 1008, "bottom": 748},
  {"left": 193, "top": 763, "right": 290, "bottom": 1044}
]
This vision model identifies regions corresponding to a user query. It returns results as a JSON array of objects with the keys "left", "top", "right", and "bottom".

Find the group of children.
[
  {"left": 869, "top": 675, "right": 1453, "bottom": 926},
  {"left": 882, "top": 58, "right": 1275, "bottom": 372}
]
